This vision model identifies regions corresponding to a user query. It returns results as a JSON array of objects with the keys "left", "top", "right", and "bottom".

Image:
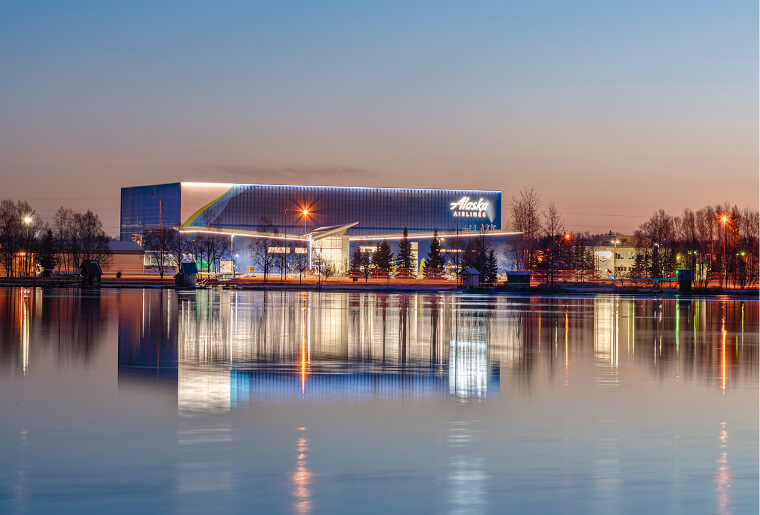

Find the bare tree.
[
  {"left": 249, "top": 217, "right": 278, "bottom": 282},
  {"left": 169, "top": 230, "right": 185, "bottom": 274},
  {"left": 543, "top": 202, "right": 564, "bottom": 238},
  {"left": 737, "top": 208, "right": 759, "bottom": 287},
  {"left": 0, "top": 200, "right": 22, "bottom": 277},
  {"left": 294, "top": 246, "right": 308, "bottom": 284},
  {"left": 53, "top": 207, "right": 75, "bottom": 270},
  {"left": 540, "top": 202, "right": 565, "bottom": 284},
  {"left": 633, "top": 209, "right": 677, "bottom": 279},
  {"left": 143, "top": 227, "right": 175, "bottom": 279},
  {"left": 510, "top": 186, "right": 541, "bottom": 269},
  {"left": 0, "top": 201, "right": 42, "bottom": 277}
]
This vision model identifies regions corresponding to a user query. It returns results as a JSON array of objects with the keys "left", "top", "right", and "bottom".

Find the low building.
[
  {"left": 460, "top": 268, "right": 481, "bottom": 288},
  {"left": 103, "top": 240, "right": 145, "bottom": 276},
  {"left": 592, "top": 234, "right": 639, "bottom": 278}
]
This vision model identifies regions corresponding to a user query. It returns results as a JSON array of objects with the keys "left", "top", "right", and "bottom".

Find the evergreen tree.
[
  {"left": 426, "top": 230, "right": 444, "bottom": 277},
  {"left": 361, "top": 251, "right": 371, "bottom": 282},
  {"left": 373, "top": 240, "right": 393, "bottom": 275},
  {"left": 350, "top": 246, "right": 363, "bottom": 275},
  {"left": 483, "top": 248, "right": 498, "bottom": 284},
  {"left": 398, "top": 227, "right": 413, "bottom": 273},
  {"left": 38, "top": 229, "right": 57, "bottom": 275}
]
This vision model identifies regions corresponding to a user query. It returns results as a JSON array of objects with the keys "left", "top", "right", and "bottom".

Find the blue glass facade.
[
  {"left": 121, "top": 182, "right": 502, "bottom": 240},
  {"left": 120, "top": 183, "right": 182, "bottom": 241}
]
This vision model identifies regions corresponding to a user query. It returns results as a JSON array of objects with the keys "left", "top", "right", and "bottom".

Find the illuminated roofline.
[
  {"left": 348, "top": 230, "right": 522, "bottom": 241},
  {"left": 175, "top": 226, "right": 307, "bottom": 242},
  {"left": 177, "top": 181, "right": 501, "bottom": 194},
  {"left": 175, "top": 226, "right": 521, "bottom": 241}
]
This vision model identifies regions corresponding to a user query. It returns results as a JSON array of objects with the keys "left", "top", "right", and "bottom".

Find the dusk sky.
[{"left": 1, "top": 1, "right": 757, "bottom": 237}]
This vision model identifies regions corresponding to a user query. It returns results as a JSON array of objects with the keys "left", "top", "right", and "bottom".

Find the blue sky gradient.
[{"left": 1, "top": 1, "right": 756, "bottom": 234}]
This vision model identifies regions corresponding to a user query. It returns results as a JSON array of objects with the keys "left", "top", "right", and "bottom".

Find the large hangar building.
[{"left": 120, "top": 182, "right": 517, "bottom": 274}]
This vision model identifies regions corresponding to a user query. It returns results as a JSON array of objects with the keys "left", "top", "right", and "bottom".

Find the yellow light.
[
  {"left": 302, "top": 209, "right": 309, "bottom": 216},
  {"left": 564, "top": 233, "right": 571, "bottom": 241},
  {"left": 721, "top": 215, "right": 728, "bottom": 224},
  {"left": 23, "top": 216, "right": 32, "bottom": 224}
]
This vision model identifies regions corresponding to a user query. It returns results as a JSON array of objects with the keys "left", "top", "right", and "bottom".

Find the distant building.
[
  {"left": 592, "top": 234, "right": 639, "bottom": 278},
  {"left": 104, "top": 240, "right": 145, "bottom": 276},
  {"left": 120, "top": 182, "right": 520, "bottom": 274},
  {"left": 460, "top": 267, "right": 481, "bottom": 288}
]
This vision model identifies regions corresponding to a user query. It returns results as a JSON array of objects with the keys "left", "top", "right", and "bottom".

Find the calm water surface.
[{"left": 0, "top": 287, "right": 757, "bottom": 514}]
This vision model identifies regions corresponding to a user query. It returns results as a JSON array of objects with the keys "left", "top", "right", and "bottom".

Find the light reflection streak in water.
[
  {"left": 447, "top": 420, "right": 485, "bottom": 515},
  {"left": 715, "top": 421, "right": 731, "bottom": 515},
  {"left": 21, "top": 289, "right": 30, "bottom": 375},
  {"left": 593, "top": 418, "right": 620, "bottom": 512},
  {"left": 292, "top": 427, "right": 312, "bottom": 515},
  {"left": 721, "top": 316, "right": 727, "bottom": 394}
]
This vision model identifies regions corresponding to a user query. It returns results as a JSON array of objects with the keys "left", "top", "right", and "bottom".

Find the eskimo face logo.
[{"left": 450, "top": 196, "right": 489, "bottom": 218}]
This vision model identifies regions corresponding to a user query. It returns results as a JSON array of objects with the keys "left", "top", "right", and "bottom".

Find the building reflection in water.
[
  {"left": 0, "top": 287, "right": 109, "bottom": 376},
  {"left": 111, "top": 290, "right": 758, "bottom": 411}
]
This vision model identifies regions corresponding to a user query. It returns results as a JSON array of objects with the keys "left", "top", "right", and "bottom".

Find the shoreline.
[{"left": 0, "top": 277, "right": 757, "bottom": 298}]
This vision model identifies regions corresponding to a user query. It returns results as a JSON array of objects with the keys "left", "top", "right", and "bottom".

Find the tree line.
[
  {"left": 632, "top": 205, "right": 759, "bottom": 288},
  {"left": 347, "top": 228, "right": 500, "bottom": 284},
  {"left": 141, "top": 226, "right": 233, "bottom": 280},
  {"left": 508, "top": 186, "right": 759, "bottom": 288},
  {"left": 0, "top": 201, "right": 111, "bottom": 277}
]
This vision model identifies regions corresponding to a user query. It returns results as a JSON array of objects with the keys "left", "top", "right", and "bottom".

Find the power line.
[{"left": 0, "top": 196, "right": 119, "bottom": 200}]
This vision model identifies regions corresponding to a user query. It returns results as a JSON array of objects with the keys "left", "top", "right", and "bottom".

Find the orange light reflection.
[
  {"left": 721, "top": 317, "right": 727, "bottom": 394},
  {"left": 564, "top": 311, "right": 569, "bottom": 385},
  {"left": 292, "top": 428, "right": 312, "bottom": 515}
]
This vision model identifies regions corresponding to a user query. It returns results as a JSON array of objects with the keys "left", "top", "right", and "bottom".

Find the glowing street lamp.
[
  {"left": 21, "top": 215, "right": 34, "bottom": 277},
  {"left": 720, "top": 214, "right": 728, "bottom": 288},
  {"left": 284, "top": 207, "right": 313, "bottom": 282}
]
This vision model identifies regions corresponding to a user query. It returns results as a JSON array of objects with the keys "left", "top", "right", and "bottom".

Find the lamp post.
[
  {"left": 230, "top": 234, "right": 235, "bottom": 279},
  {"left": 285, "top": 207, "right": 310, "bottom": 283},
  {"left": 282, "top": 207, "right": 288, "bottom": 282},
  {"left": 611, "top": 235, "right": 620, "bottom": 280},
  {"left": 22, "top": 215, "right": 33, "bottom": 277},
  {"left": 720, "top": 214, "right": 728, "bottom": 288}
]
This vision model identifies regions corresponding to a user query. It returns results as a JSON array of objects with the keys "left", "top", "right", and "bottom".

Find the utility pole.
[
  {"left": 231, "top": 234, "right": 235, "bottom": 279},
  {"left": 722, "top": 215, "right": 728, "bottom": 289}
]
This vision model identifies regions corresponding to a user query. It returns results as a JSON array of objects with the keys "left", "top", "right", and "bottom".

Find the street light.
[
  {"left": 720, "top": 214, "right": 728, "bottom": 288},
  {"left": 611, "top": 236, "right": 620, "bottom": 280},
  {"left": 21, "top": 215, "right": 33, "bottom": 277},
  {"left": 284, "top": 207, "right": 312, "bottom": 282}
]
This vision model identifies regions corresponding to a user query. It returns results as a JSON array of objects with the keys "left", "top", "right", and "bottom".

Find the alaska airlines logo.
[{"left": 450, "top": 196, "right": 489, "bottom": 218}]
